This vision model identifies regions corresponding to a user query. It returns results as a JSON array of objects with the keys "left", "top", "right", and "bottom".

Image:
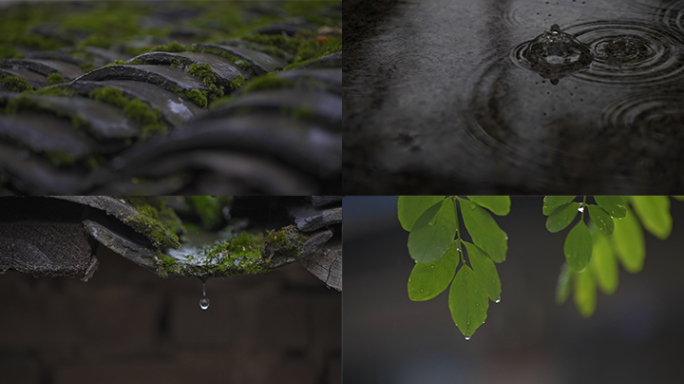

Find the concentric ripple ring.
[{"left": 565, "top": 20, "right": 684, "bottom": 85}]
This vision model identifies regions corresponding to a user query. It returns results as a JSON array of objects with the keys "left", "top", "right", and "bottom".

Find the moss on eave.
[
  {"left": 122, "top": 197, "right": 185, "bottom": 249},
  {"left": 124, "top": 213, "right": 181, "bottom": 249},
  {"left": 119, "top": 197, "right": 186, "bottom": 250},
  {"left": 156, "top": 225, "right": 306, "bottom": 278}
]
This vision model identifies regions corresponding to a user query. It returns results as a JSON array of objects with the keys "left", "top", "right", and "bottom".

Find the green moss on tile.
[
  {"left": 189, "top": 45, "right": 253, "bottom": 74},
  {"left": 47, "top": 73, "right": 67, "bottom": 85},
  {"left": 242, "top": 72, "right": 294, "bottom": 95},
  {"left": 1, "top": 76, "right": 33, "bottom": 92},
  {"left": 290, "top": 105, "right": 316, "bottom": 120},
  {"left": 8, "top": 34, "right": 62, "bottom": 51},
  {"left": 187, "top": 63, "right": 223, "bottom": 102},
  {"left": 89, "top": 87, "right": 167, "bottom": 138},
  {"left": 230, "top": 74, "right": 245, "bottom": 90},
  {"left": 155, "top": 224, "right": 306, "bottom": 278},
  {"left": 122, "top": 197, "right": 184, "bottom": 249},
  {"left": 184, "top": 88, "right": 208, "bottom": 108},
  {"left": 151, "top": 41, "right": 187, "bottom": 53},
  {"left": 208, "top": 95, "right": 235, "bottom": 110},
  {"left": 0, "top": 44, "right": 22, "bottom": 59},
  {"left": 241, "top": 34, "right": 300, "bottom": 55},
  {"left": 34, "top": 85, "right": 76, "bottom": 97},
  {"left": 78, "top": 34, "right": 112, "bottom": 48},
  {"left": 79, "top": 62, "right": 95, "bottom": 73}
]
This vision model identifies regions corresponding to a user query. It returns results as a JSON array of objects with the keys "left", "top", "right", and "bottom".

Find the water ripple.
[
  {"left": 655, "top": 0, "right": 684, "bottom": 36},
  {"left": 566, "top": 20, "right": 684, "bottom": 85},
  {"left": 601, "top": 90, "right": 684, "bottom": 142}
]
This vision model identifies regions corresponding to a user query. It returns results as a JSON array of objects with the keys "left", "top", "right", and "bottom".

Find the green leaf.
[
  {"left": 564, "top": 221, "right": 592, "bottom": 271},
  {"left": 589, "top": 229, "right": 618, "bottom": 295},
  {"left": 546, "top": 202, "right": 579, "bottom": 233},
  {"left": 407, "top": 242, "right": 459, "bottom": 301},
  {"left": 543, "top": 196, "right": 576, "bottom": 216},
  {"left": 556, "top": 263, "right": 573, "bottom": 304},
  {"left": 587, "top": 205, "right": 614, "bottom": 236},
  {"left": 574, "top": 269, "right": 596, "bottom": 318},
  {"left": 448, "top": 265, "right": 488, "bottom": 338},
  {"left": 407, "top": 199, "right": 457, "bottom": 263},
  {"left": 594, "top": 196, "right": 627, "bottom": 218},
  {"left": 673, "top": 196, "right": 684, "bottom": 202},
  {"left": 398, "top": 196, "right": 445, "bottom": 231},
  {"left": 467, "top": 196, "right": 511, "bottom": 216},
  {"left": 611, "top": 207, "right": 645, "bottom": 273},
  {"left": 459, "top": 198, "right": 508, "bottom": 263},
  {"left": 463, "top": 241, "right": 501, "bottom": 302},
  {"left": 630, "top": 196, "right": 672, "bottom": 240}
]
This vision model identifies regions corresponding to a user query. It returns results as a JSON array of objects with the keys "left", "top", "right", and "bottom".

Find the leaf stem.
[
  {"left": 581, "top": 196, "right": 587, "bottom": 222},
  {"left": 452, "top": 196, "right": 465, "bottom": 264}
]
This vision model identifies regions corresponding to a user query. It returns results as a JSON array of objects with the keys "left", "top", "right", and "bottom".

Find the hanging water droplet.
[
  {"left": 199, "top": 282, "right": 210, "bottom": 310},
  {"left": 495, "top": 296, "right": 501, "bottom": 304},
  {"left": 199, "top": 297, "right": 210, "bottom": 310},
  {"left": 578, "top": 206, "right": 584, "bottom": 213},
  {"left": 465, "top": 336, "right": 471, "bottom": 340}
]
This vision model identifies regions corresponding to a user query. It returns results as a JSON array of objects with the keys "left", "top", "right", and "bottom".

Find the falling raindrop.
[
  {"left": 199, "top": 282, "right": 210, "bottom": 310},
  {"left": 200, "top": 297, "right": 210, "bottom": 310}
]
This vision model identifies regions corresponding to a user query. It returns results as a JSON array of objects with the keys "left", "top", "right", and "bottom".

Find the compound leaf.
[
  {"left": 408, "top": 241, "right": 459, "bottom": 301},
  {"left": 630, "top": 196, "right": 672, "bottom": 240},
  {"left": 459, "top": 198, "right": 508, "bottom": 263},
  {"left": 588, "top": 204, "right": 614, "bottom": 236},
  {"left": 594, "top": 196, "right": 627, "bottom": 219},
  {"left": 543, "top": 196, "right": 576, "bottom": 216},
  {"left": 574, "top": 269, "right": 597, "bottom": 318},
  {"left": 556, "top": 263, "right": 573, "bottom": 304},
  {"left": 407, "top": 198, "right": 457, "bottom": 263},
  {"left": 467, "top": 196, "right": 511, "bottom": 216},
  {"left": 546, "top": 202, "right": 579, "bottom": 233},
  {"left": 449, "top": 266, "right": 488, "bottom": 338},
  {"left": 398, "top": 196, "right": 445, "bottom": 231},
  {"left": 589, "top": 229, "right": 618, "bottom": 295},
  {"left": 611, "top": 207, "right": 645, "bottom": 273},
  {"left": 564, "top": 221, "right": 592, "bottom": 271},
  {"left": 464, "top": 241, "right": 501, "bottom": 302}
]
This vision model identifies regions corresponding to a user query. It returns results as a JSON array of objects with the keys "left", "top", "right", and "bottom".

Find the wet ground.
[{"left": 344, "top": 0, "right": 684, "bottom": 194}]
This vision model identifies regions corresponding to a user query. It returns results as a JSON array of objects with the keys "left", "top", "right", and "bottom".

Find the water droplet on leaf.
[{"left": 465, "top": 336, "right": 471, "bottom": 340}]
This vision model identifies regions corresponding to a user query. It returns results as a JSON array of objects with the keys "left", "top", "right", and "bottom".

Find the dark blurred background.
[
  {"left": 0, "top": 247, "right": 340, "bottom": 384},
  {"left": 344, "top": 196, "right": 684, "bottom": 384}
]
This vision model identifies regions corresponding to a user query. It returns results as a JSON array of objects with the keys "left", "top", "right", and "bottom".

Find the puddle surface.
[{"left": 344, "top": 0, "right": 684, "bottom": 193}]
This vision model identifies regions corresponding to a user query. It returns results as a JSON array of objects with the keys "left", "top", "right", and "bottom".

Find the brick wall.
[{"left": 0, "top": 245, "right": 340, "bottom": 384}]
